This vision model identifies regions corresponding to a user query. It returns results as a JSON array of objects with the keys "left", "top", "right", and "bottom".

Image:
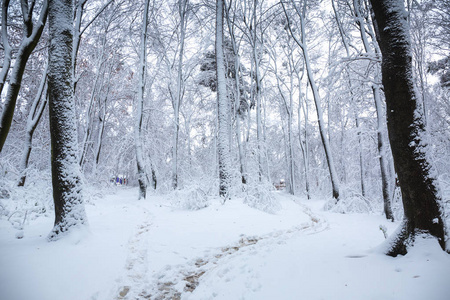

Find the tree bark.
[
  {"left": 135, "top": 0, "right": 151, "bottom": 200},
  {"left": 47, "top": 0, "right": 87, "bottom": 240},
  {"left": 370, "top": 0, "right": 448, "bottom": 255},
  {"left": 216, "top": 0, "right": 232, "bottom": 198}
]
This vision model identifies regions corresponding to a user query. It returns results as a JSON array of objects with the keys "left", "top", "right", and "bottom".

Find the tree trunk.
[
  {"left": 370, "top": 0, "right": 448, "bottom": 255},
  {"left": 253, "top": 0, "right": 264, "bottom": 182},
  {"left": 47, "top": 0, "right": 87, "bottom": 240},
  {"left": 282, "top": 0, "right": 340, "bottom": 201},
  {"left": 352, "top": 0, "right": 394, "bottom": 220},
  {"left": 0, "top": 0, "right": 12, "bottom": 97},
  {"left": 0, "top": 0, "right": 48, "bottom": 152},
  {"left": 18, "top": 63, "right": 48, "bottom": 187},
  {"left": 216, "top": 0, "right": 232, "bottom": 198},
  {"left": 224, "top": 3, "right": 247, "bottom": 186},
  {"left": 373, "top": 84, "right": 394, "bottom": 221},
  {"left": 135, "top": 0, "right": 151, "bottom": 200},
  {"left": 172, "top": 0, "right": 188, "bottom": 190}
]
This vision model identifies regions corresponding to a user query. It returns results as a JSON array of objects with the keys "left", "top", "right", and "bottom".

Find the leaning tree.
[{"left": 370, "top": 0, "right": 448, "bottom": 256}]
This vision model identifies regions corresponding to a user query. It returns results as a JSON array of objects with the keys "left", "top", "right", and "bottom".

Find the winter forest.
[{"left": 1, "top": 0, "right": 450, "bottom": 299}]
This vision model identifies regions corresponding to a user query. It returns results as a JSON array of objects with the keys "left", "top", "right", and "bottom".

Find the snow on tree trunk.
[
  {"left": 282, "top": 1, "right": 340, "bottom": 201},
  {"left": 135, "top": 0, "right": 150, "bottom": 200},
  {"left": 370, "top": 0, "right": 448, "bottom": 255},
  {"left": 224, "top": 3, "right": 247, "bottom": 186},
  {"left": 94, "top": 92, "right": 109, "bottom": 169},
  {"left": 18, "top": 63, "right": 48, "bottom": 187},
  {"left": 72, "top": 0, "right": 86, "bottom": 95},
  {"left": 252, "top": 0, "right": 264, "bottom": 182},
  {"left": 372, "top": 84, "right": 394, "bottom": 221},
  {"left": 216, "top": 0, "right": 232, "bottom": 198},
  {"left": 47, "top": 0, "right": 87, "bottom": 240},
  {"left": 0, "top": 0, "right": 48, "bottom": 153},
  {"left": 351, "top": 0, "right": 394, "bottom": 219},
  {"left": 79, "top": 37, "right": 107, "bottom": 167},
  {"left": 0, "top": 0, "right": 12, "bottom": 97},
  {"left": 172, "top": 0, "right": 188, "bottom": 190}
]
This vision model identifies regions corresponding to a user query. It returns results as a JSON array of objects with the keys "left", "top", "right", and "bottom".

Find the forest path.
[
  {"left": 111, "top": 203, "right": 155, "bottom": 300},
  {"left": 111, "top": 193, "right": 328, "bottom": 300}
]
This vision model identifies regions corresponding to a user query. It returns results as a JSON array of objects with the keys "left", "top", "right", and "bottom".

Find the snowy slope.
[{"left": 0, "top": 188, "right": 449, "bottom": 300}]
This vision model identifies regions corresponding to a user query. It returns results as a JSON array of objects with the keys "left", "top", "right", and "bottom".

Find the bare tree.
[
  {"left": 370, "top": 0, "right": 448, "bottom": 256},
  {"left": 0, "top": 0, "right": 48, "bottom": 152},
  {"left": 17, "top": 63, "right": 48, "bottom": 187},
  {"left": 171, "top": 0, "right": 188, "bottom": 190},
  {"left": 135, "top": 0, "right": 151, "bottom": 199},
  {"left": 282, "top": 0, "right": 340, "bottom": 201}
]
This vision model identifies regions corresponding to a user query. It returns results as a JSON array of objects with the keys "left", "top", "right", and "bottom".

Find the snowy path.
[
  {"left": 1, "top": 188, "right": 450, "bottom": 300},
  {"left": 133, "top": 198, "right": 329, "bottom": 299}
]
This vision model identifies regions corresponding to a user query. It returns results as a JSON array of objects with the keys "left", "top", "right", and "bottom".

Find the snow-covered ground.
[{"left": 1, "top": 188, "right": 449, "bottom": 300}]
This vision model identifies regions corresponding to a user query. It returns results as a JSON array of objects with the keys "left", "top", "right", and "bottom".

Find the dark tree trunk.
[
  {"left": 0, "top": 0, "right": 48, "bottom": 153},
  {"left": 370, "top": 0, "right": 447, "bottom": 256},
  {"left": 47, "top": 0, "right": 87, "bottom": 240}
]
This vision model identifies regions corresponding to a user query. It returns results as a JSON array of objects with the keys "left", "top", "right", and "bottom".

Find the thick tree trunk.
[
  {"left": 135, "top": 0, "right": 151, "bottom": 200},
  {"left": 370, "top": 0, "right": 448, "bottom": 255},
  {"left": 216, "top": 0, "right": 232, "bottom": 198},
  {"left": 47, "top": 0, "right": 87, "bottom": 240}
]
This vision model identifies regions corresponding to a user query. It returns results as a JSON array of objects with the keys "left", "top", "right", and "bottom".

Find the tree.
[
  {"left": 282, "top": 0, "right": 340, "bottom": 201},
  {"left": 216, "top": 0, "right": 232, "bottom": 197},
  {"left": 0, "top": 0, "right": 48, "bottom": 152},
  {"left": 47, "top": 0, "right": 87, "bottom": 240},
  {"left": 346, "top": 0, "right": 394, "bottom": 220},
  {"left": 17, "top": 63, "right": 48, "bottom": 187},
  {"left": 135, "top": 0, "right": 151, "bottom": 199},
  {"left": 370, "top": 0, "right": 448, "bottom": 255}
]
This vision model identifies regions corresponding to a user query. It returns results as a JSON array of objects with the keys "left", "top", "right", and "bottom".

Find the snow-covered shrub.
[
  {"left": 169, "top": 184, "right": 210, "bottom": 210},
  {"left": 244, "top": 181, "right": 281, "bottom": 214},
  {"left": 0, "top": 169, "right": 53, "bottom": 230},
  {"left": 324, "top": 187, "right": 380, "bottom": 214}
]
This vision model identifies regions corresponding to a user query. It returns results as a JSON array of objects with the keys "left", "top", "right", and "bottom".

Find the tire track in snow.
[{"left": 141, "top": 201, "right": 329, "bottom": 299}]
